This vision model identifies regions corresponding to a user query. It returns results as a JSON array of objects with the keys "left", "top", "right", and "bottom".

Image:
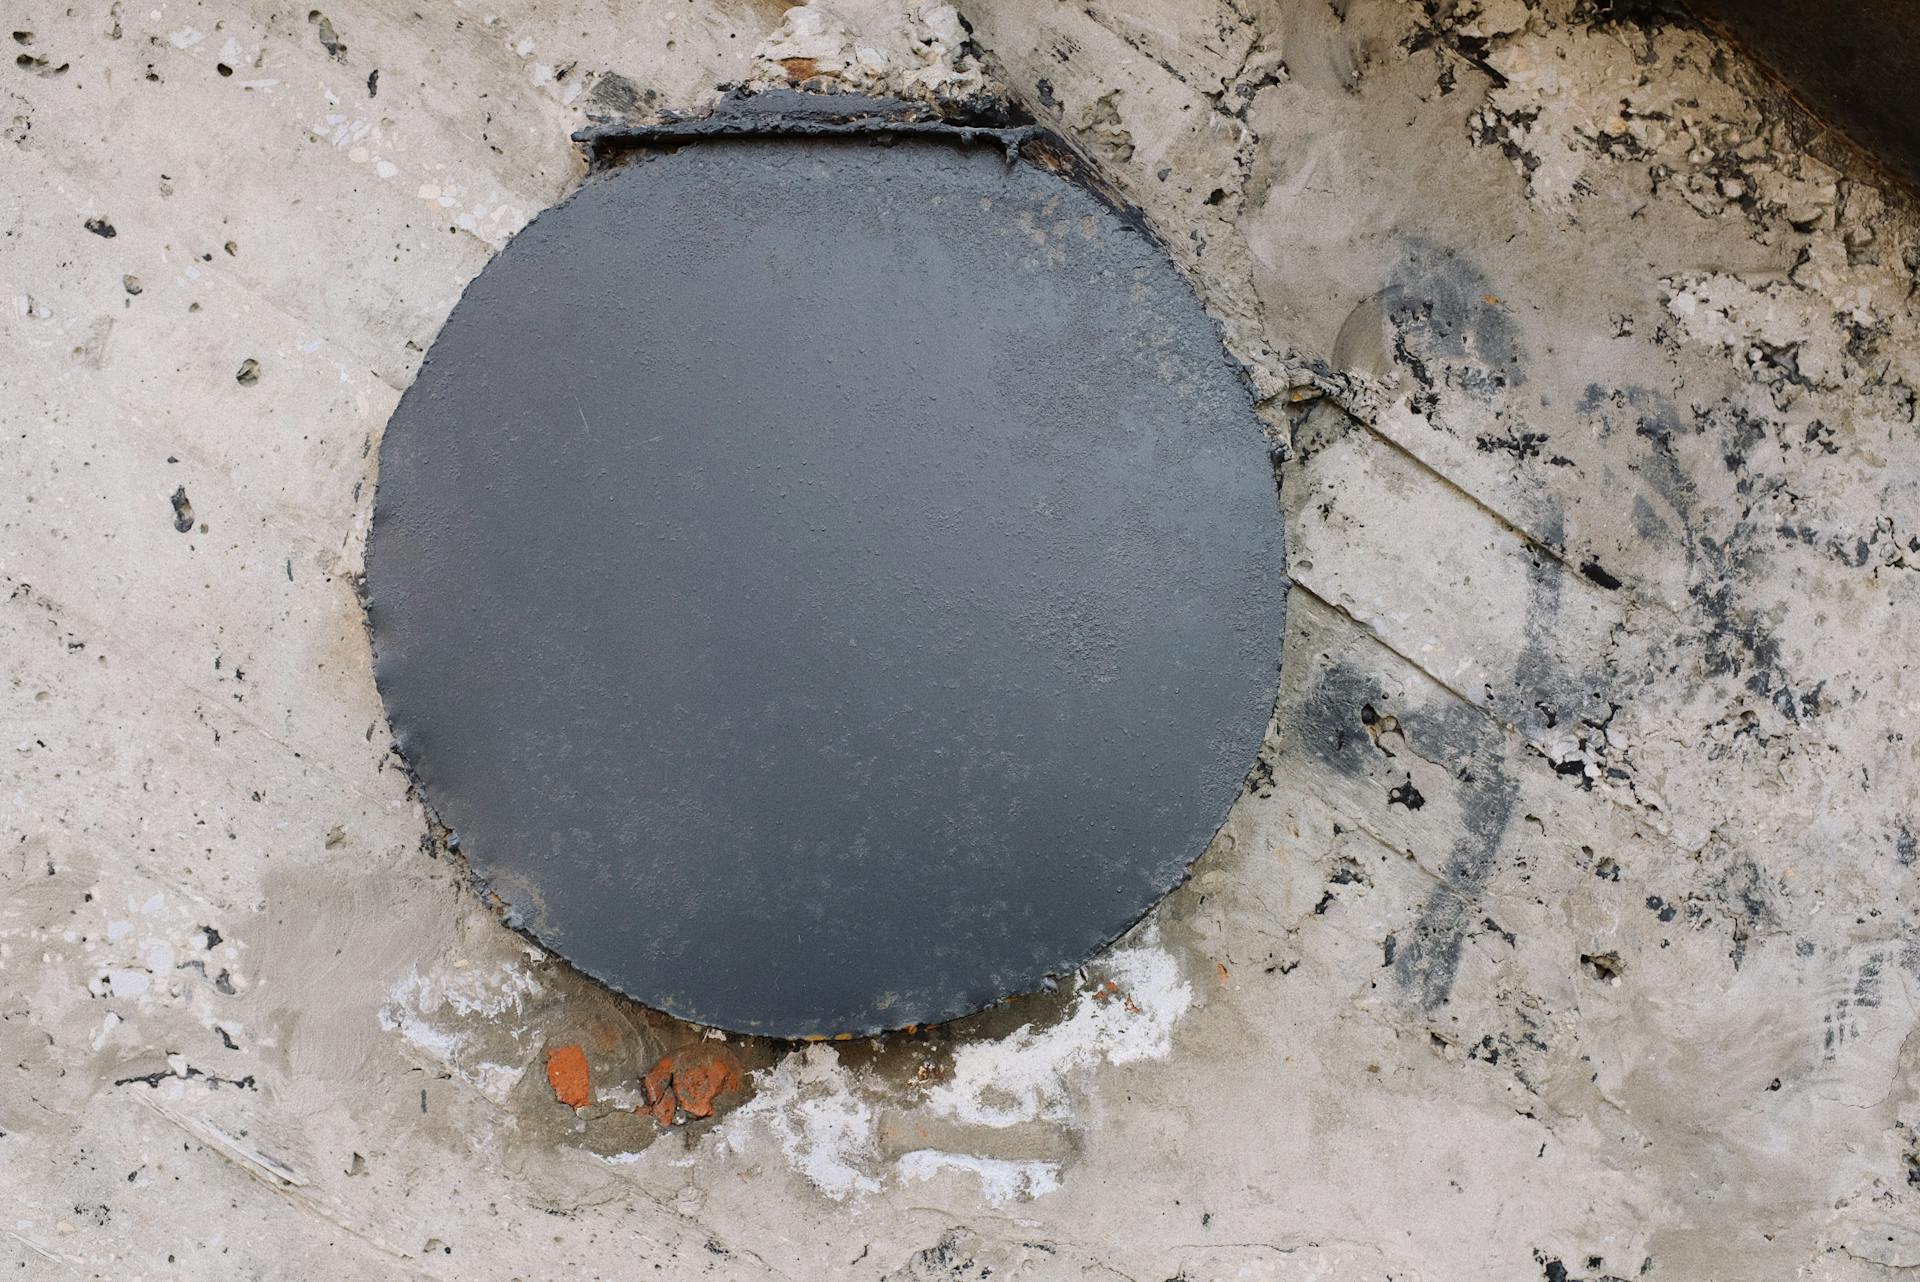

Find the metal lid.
[{"left": 366, "top": 103, "right": 1286, "bottom": 1036}]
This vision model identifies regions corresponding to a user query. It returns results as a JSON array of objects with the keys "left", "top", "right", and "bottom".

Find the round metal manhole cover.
[{"left": 366, "top": 116, "right": 1286, "bottom": 1037}]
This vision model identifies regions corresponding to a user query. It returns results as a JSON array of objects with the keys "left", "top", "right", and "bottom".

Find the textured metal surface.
[
  {"left": 573, "top": 87, "right": 1040, "bottom": 157},
  {"left": 366, "top": 126, "right": 1287, "bottom": 1037}
]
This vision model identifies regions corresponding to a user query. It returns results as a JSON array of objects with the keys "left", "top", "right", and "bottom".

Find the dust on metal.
[{"left": 366, "top": 94, "right": 1287, "bottom": 1037}]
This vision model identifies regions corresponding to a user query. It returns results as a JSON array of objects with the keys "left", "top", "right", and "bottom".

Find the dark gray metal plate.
[{"left": 367, "top": 130, "right": 1286, "bottom": 1037}]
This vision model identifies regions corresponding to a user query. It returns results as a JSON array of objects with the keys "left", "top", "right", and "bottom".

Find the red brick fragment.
[
  {"left": 672, "top": 1045, "right": 744, "bottom": 1119},
  {"left": 642, "top": 1055, "right": 674, "bottom": 1103},
  {"left": 545, "top": 1044, "right": 591, "bottom": 1109},
  {"left": 640, "top": 1053, "right": 677, "bottom": 1124},
  {"left": 636, "top": 1044, "right": 745, "bottom": 1125}
]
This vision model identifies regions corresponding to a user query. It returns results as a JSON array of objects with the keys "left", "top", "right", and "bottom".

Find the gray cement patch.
[{"left": 9, "top": 1, "right": 1920, "bottom": 1274}]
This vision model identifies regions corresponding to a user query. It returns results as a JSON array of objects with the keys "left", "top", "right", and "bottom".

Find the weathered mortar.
[{"left": 3, "top": 0, "right": 1918, "bottom": 1278}]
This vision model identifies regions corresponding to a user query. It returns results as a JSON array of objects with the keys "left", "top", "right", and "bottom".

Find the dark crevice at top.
[{"left": 573, "top": 87, "right": 1038, "bottom": 168}]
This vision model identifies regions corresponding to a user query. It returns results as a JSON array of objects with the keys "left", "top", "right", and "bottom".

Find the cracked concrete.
[{"left": 4, "top": 0, "right": 1919, "bottom": 1278}]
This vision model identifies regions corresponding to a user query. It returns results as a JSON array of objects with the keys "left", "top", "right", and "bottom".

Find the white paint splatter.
[
  {"left": 377, "top": 963, "right": 543, "bottom": 1101},
  {"left": 895, "top": 1151, "right": 1060, "bottom": 1206},
  {"left": 598, "top": 1150, "right": 649, "bottom": 1166},
  {"left": 466, "top": 1061, "right": 526, "bottom": 1103},
  {"left": 924, "top": 934, "right": 1192, "bottom": 1127},
  {"left": 720, "top": 1046, "right": 881, "bottom": 1199},
  {"left": 378, "top": 1000, "right": 464, "bottom": 1061},
  {"left": 707, "top": 935, "right": 1190, "bottom": 1205},
  {"left": 438, "top": 964, "right": 541, "bottom": 1018}
]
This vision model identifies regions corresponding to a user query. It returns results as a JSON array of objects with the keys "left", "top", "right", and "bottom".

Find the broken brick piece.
[
  {"left": 641, "top": 1054, "right": 675, "bottom": 1107},
  {"left": 545, "top": 1044, "right": 590, "bottom": 1109},
  {"left": 638, "top": 1045, "right": 745, "bottom": 1125},
  {"left": 672, "top": 1045, "right": 743, "bottom": 1119},
  {"left": 639, "top": 1053, "right": 679, "bottom": 1126}
]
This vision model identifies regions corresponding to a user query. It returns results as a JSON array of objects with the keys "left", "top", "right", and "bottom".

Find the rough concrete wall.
[{"left": 3, "top": 1, "right": 1918, "bottom": 1279}]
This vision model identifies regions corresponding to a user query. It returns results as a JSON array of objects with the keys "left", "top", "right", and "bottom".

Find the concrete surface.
[{"left": 3, "top": 1, "right": 1918, "bottom": 1279}]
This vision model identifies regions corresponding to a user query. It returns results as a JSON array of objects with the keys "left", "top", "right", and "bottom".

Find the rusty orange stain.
[
  {"left": 779, "top": 56, "right": 819, "bottom": 80},
  {"left": 1216, "top": 962, "right": 1230, "bottom": 985},
  {"left": 545, "top": 1044, "right": 590, "bottom": 1109}
]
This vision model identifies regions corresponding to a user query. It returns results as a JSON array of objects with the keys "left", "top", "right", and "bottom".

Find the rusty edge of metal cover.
[
  {"left": 371, "top": 86, "right": 1284, "bottom": 1042},
  {"left": 572, "top": 87, "right": 1143, "bottom": 233}
]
